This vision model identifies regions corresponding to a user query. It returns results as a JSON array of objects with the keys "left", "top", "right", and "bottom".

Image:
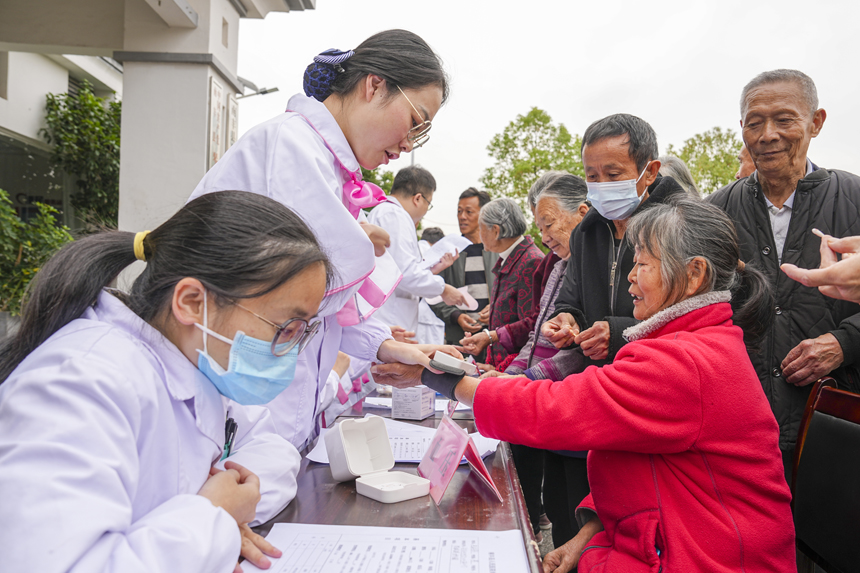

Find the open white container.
[{"left": 324, "top": 416, "right": 430, "bottom": 503}]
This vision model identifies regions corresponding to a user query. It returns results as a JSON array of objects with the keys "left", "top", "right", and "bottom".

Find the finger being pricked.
[{"left": 239, "top": 524, "right": 281, "bottom": 570}]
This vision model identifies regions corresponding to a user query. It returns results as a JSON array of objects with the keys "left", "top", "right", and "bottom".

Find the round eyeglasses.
[
  {"left": 398, "top": 85, "right": 431, "bottom": 149},
  {"left": 233, "top": 301, "right": 321, "bottom": 357}
]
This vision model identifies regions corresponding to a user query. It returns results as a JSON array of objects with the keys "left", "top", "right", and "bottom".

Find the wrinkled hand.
[
  {"left": 333, "top": 351, "right": 351, "bottom": 378},
  {"left": 359, "top": 222, "right": 391, "bottom": 256},
  {"left": 370, "top": 363, "right": 425, "bottom": 388},
  {"left": 479, "top": 370, "right": 514, "bottom": 379},
  {"left": 478, "top": 304, "right": 490, "bottom": 324},
  {"left": 198, "top": 462, "right": 261, "bottom": 526},
  {"left": 459, "top": 331, "right": 491, "bottom": 356},
  {"left": 574, "top": 321, "right": 610, "bottom": 360},
  {"left": 782, "top": 231, "right": 860, "bottom": 303},
  {"left": 543, "top": 515, "right": 603, "bottom": 573},
  {"left": 542, "top": 542, "right": 581, "bottom": 573},
  {"left": 431, "top": 251, "right": 457, "bottom": 274},
  {"left": 541, "top": 313, "right": 580, "bottom": 349},
  {"left": 235, "top": 523, "right": 281, "bottom": 572},
  {"left": 441, "top": 284, "right": 468, "bottom": 307},
  {"left": 781, "top": 333, "right": 844, "bottom": 386},
  {"left": 458, "top": 313, "right": 482, "bottom": 334},
  {"left": 390, "top": 325, "right": 417, "bottom": 344}
]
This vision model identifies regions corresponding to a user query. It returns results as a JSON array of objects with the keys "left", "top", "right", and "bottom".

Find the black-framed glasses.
[
  {"left": 398, "top": 85, "right": 431, "bottom": 148},
  {"left": 418, "top": 193, "right": 434, "bottom": 211},
  {"left": 233, "top": 302, "right": 321, "bottom": 357}
]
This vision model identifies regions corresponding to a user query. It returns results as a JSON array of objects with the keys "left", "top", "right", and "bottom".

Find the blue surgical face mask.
[
  {"left": 195, "top": 291, "right": 297, "bottom": 405},
  {"left": 586, "top": 162, "right": 652, "bottom": 220}
]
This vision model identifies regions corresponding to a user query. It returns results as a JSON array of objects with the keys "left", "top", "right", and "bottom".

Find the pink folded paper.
[{"left": 417, "top": 416, "right": 502, "bottom": 505}]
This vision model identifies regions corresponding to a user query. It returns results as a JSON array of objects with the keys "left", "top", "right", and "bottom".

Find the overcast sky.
[{"left": 235, "top": 0, "right": 860, "bottom": 235}]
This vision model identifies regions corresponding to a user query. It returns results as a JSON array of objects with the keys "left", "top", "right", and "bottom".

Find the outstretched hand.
[
  {"left": 782, "top": 230, "right": 860, "bottom": 303},
  {"left": 541, "top": 313, "right": 580, "bottom": 349}
]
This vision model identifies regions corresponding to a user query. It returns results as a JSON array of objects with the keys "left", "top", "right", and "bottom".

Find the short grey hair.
[
  {"left": 582, "top": 113, "right": 659, "bottom": 172},
  {"left": 658, "top": 156, "right": 699, "bottom": 196},
  {"left": 527, "top": 171, "right": 564, "bottom": 211},
  {"left": 626, "top": 196, "right": 774, "bottom": 343},
  {"left": 479, "top": 198, "right": 528, "bottom": 239},
  {"left": 740, "top": 69, "right": 819, "bottom": 117},
  {"left": 536, "top": 172, "right": 589, "bottom": 213}
]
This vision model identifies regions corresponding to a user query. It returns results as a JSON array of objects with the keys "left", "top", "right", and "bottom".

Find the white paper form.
[
  {"left": 364, "top": 397, "right": 472, "bottom": 412},
  {"left": 241, "top": 523, "right": 529, "bottom": 573},
  {"left": 307, "top": 417, "right": 498, "bottom": 464},
  {"left": 418, "top": 234, "right": 473, "bottom": 270}
]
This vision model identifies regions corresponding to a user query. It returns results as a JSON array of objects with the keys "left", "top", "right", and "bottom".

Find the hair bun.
[{"left": 303, "top": 48, "right": 355, "bottom": 102}]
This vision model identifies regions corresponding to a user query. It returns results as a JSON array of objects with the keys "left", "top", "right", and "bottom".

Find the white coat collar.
[
  {"left": 286, "top": 94, "right": 359, "bottom": 173},
  {"left": 90, "top": 291, "right": 227, "bottom": 447},
  {"left": 622, "top": 291, "right": 732, "bottom": 342}
]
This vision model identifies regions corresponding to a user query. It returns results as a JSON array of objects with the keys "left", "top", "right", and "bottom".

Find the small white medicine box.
[
  {"left": 392, "top": 385, "right": 435, "bottom": 420},
  {"left": 324, "top": 416, "right": 430, "bottom": 504}
]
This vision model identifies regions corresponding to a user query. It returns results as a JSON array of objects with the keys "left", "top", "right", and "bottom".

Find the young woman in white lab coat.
[
  {"left": 189, "top": 29, "right": 454, "bottom": 449},
  {"left": 0, "top": 191, "right": 332, "bottom": 573}
]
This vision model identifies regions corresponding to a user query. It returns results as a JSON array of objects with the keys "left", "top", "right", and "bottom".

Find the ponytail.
[
  {"left": 0, "top": 233, "right": 137, "bottom": 381},
  {"left": 0, "top": 191, "right": 332, "bottom": 383},
  {"left": 627, "top": 196, "right": 774, "bottom": 350},
  {"left": 731, "top": 263, "right": 774, "bottom": 350}
]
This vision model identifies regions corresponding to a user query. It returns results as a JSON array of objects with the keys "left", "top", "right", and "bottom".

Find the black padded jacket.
[{"left": 708, "top": 168, "right": 860, "bottom": 451}]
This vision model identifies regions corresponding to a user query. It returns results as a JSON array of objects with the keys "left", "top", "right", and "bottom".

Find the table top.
[{"left": 257, "top": 408, "right": 542, "bottom": 573}]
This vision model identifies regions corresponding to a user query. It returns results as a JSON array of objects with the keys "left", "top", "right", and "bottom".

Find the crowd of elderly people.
[{"left": 370, "top": 67, "right": 860, "bottom": 573}]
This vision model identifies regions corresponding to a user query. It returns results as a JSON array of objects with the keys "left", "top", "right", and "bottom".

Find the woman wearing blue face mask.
[{"left": 0, "top": 191, "right": 331, "bottom": 573}]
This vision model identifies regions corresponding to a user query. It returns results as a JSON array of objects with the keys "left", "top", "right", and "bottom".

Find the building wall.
[
  {"left": 117, "top": 61, "right": 213, "bottom": 231},
  {"left": 0, "top": 52, "right": 123, "bottom": 227},
  {"left": 0, "top": 52, "right": 69, "bottom": 144}
]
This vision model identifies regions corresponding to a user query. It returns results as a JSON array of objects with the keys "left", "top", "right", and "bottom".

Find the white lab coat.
[
  {"left": 189, "top": 94, "right": 392, "bottom": 449},
  {"left": 0, "top": 291, "right": 300, "bottom": 573},
  {"left": 367, "top": 199, "right": 444, "bottom": 334}
]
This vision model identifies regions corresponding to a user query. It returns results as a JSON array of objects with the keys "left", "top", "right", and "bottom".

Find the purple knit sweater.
[{"left": 505, "top": 259, "right": 586, "bottom": 380}]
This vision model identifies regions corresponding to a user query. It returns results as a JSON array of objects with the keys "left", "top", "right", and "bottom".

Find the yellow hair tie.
[{"left": 133, "top": 230, "right": 151, "bottom": 262}]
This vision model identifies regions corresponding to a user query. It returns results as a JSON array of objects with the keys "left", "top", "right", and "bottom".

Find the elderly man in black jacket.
[{"left": 708, "top": 69, "right": 860, "bottom": 484}]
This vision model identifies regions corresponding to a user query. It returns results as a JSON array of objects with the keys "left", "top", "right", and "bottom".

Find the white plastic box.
[
  {"left": 324, "top": 416, "right": 430, "bottom": 503},
  {"left": 392, "top": 385, "right": 435, "bottom": 420}
]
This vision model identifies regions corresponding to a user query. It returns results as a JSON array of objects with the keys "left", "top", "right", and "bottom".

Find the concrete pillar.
[{"left": 117, "top": 0, "right": 242, "bottom": 235}]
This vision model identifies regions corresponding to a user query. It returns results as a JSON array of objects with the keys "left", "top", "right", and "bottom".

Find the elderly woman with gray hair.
[
  {"left": 383, "top": 197, "right": 795, "bottom": 572},
  {"left": 476, "top": 198, "right": 545, "bottom": 369},
  {"left": 461, "top": 174, "right": 566, "bottom": 366},
  {"left": 477, "top": 172, "right": 594, "bottom": 549}
]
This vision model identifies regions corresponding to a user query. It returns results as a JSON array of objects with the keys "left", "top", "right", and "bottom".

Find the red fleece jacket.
[{"left": 473, "top": 301, "right": 795, "bottom": 572}]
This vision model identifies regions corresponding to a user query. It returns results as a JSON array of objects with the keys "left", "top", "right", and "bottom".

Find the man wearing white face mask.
[{"left": 540, "top": 114, "right": 688, "bottom": 371}]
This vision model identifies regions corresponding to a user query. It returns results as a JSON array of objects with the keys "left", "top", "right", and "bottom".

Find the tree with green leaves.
[
  {"left": 665, "top": 127, "right": 743, "bottom": 195},
  {"left": 361, "top": 166, "right": 394, "bottom": 193},
  {"left": 0, "top": 189, "right": 73, "bottom": 315},
  {"left": 482, "top": 107, "right": 584, "bottom": 208},
  {"left": 481, "top": 107, "right": 584, "bottom": 249},
  {"left": 41, "top": 80, "right": 121, "bottom": 226}
]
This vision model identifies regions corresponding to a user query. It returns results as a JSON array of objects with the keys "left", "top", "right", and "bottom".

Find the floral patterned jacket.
[{"left": 487, "top": 236, "right": 544, "bottom": 367}]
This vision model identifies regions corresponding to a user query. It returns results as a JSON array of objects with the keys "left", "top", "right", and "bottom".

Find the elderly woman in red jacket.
[{"left": 376, "top": 197, "right": 795, "bottom": 572}]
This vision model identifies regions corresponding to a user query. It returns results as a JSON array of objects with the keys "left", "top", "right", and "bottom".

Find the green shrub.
[{"left": 0, "top": 189, "right": 73, "bottom": 315}]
